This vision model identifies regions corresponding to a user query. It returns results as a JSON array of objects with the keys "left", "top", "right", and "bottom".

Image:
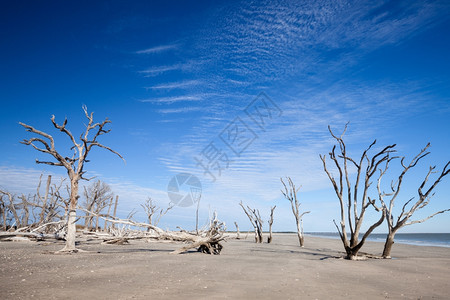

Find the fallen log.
[{"left": 78, "top": 207, "right": 226, "bottom": 254}]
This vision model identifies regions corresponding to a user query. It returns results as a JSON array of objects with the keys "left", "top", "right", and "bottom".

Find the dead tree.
[
  {"left": 375, "top": 143, "right": 450, "bottom": 258},
  {"left": 36, "top": 175, "right": 52, "bottom": 224},
  {"left": 82, "top": 180, "right": 114, "bottom": 231},
  {"left": 267, "top": 206, "right": 276, "bottom": 243},
  {"left": 103, "top": 197, "right": 114, "bottom": 231},
  {"left": 0, "top": 191, "right": 21, "bottom": 229},
  {"left": 234, "top": 221, "right": 240, "bottom": 239},
  {"left": 239, "top": 201, "right": 263, "bottom": 243},
  {"left": 140, "top": 197, "right": 174, "bottom": 229},
  {"left": 320, "top": 124, "right": 395, "bottom": 260},
  {"left": 281, "top": 177, "right": 310, "bottom": 247},
  {"left": 0, "top": 194, "right": 6, "bottom": 230},
  {"left": 20, "top": 106, "right": 124, "bottom": 252},
  {"left": 111, "top": 195, "right": 119, "bottom": 230},
  {"left": 0, "top": 176, "right": 68, "bottom": 235}
]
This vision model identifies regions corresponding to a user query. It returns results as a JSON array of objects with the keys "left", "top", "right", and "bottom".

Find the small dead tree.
[
  {"left": 36, "top": 175, "right": 52, "bottom": 225},
  {"left": 141, "top": 197, "right": 175, "bottom": 226},
  {"left": 281, "top": 177, "right": 310, "bottom": 247},
  {"left": 267, "top": 206, "right": 276, "bottom": 243},
  {"left": 0, "top": 194, "right": 7, "bottom": 230},
  {"left": 234, "top": 221, "right": 240, "bottom": 239},
  {"left": 0, "top": 176, "right": 68, "bottom": 236},
  {"left": 376, "top": 143, "right": 450, "bottom": 258},
  {"left": 20, "top": 106, "right": 124, "bottom": 252},
  {"left": 320, "top": 124, "right": 394, "bottom": 260},
  {"left": 82, "top": 180, "right": 114, "bottom": 231},
  {"left": 0, "top": 191, "right": 21, "bottom": 229},
  {"left": 239, "top": 201, "right": 263, "bottom": 243},
  {"left": 140, "top": 197, "right": 174, "bottom": 229}
]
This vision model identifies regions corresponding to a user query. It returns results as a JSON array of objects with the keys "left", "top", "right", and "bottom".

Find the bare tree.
[
  {"left": 140, "top": 197, "right": 174, "bottom": 228},
  {"left": 234, "top": 221, "right": 240, "bottom": 239},
  {"left": 0, "top": 191, "right": 21, "bottom": 229},
  {"left": 36, "top": 175, "right": 52, "bottom": 224},
  {"left": 267, "top": 205, "right": 276, "bottom": 243},
  {"left": 281, "top": 177, "right": 310, "bottom": 247},
  {"left": 0, "top": 194, "right": 7, "bottom": 230},
  {"left": 111, "top": 195, "right": 119, "bottom": 230},
  {"left": 375, "top": 143, "right": 450, "bottom": 258},
  {"left": 20, "top": 106, "right": 124, "bottom": 252},
  {"left": 239, "top": 201, "right": 263, "bottom": 243},
  {"left": 82, "top": 180, "right": 114, "bottom": 231},
  {"left": 320, "top": 124, "right": 394, "bottom": 260}
]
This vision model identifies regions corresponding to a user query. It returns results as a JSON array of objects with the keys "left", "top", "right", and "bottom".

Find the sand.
[{"left": 1, "top": 233, "right": 449, "bottom": 299}]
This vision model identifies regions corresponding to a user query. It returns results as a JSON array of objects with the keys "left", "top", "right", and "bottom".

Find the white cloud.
[
  {"left": 0, "top": 166, "right": 67, "bottom": 195},
  {"left": 157, "top": 106, "right": 203, "bottom": 114},
  {"left": 140, "top": 95, "right": 202, "bottom": 104},
  {"left": 135, "top": 43, "right": 179, "bottom": 54},
  {"left": 146, "top": 80, "right": 201, "bottom": 90},
  {"left": 138, "top": 64, "right": 181, "bottom": 76}
]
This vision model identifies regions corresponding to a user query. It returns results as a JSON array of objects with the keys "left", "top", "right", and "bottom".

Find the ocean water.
[{"left": 306, "top": 232, "right": 450, "bottom": 248}]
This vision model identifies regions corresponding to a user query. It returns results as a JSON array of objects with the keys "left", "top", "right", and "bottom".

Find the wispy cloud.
[
  {"left": 136, "top": 43, "right": 179, "bottom": 54},
  {"left": 157, "top": 106, "right": 203, "bottom": 114},
  {"left": 0, "top": 166, "right": 66, "bottom": 195},
  {"left": 138, "top": 64, "right": 181, "bottom": 76},
  {"left": 141, "top": 95, "right": 202, "bottom": 104},
  {"left": 146, "top": 80, "right": 201, "bottom": 90},
  {"left": 192, "top": 0, "right": 449, "bottom": 84}
]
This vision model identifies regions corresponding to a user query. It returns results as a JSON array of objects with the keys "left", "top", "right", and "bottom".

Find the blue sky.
[{"left": 1, "top": 0, "right": 449, "bottom": 233}]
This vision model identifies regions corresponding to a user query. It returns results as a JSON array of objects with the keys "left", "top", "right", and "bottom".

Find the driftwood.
[
  {"left": 0, "top": 203, "right": 226, "bottom": 255},
  {"left": 78, "top": 208, "right": 226, "bottom": 254}
]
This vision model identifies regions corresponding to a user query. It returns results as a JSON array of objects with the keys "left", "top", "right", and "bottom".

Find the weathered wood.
[
  {"left": 20, "top": 106, "right": 124, "bottom": 253},
  {"left": 239, "top": 201, "right": 263, "bottom": 243},
  {"left": 267, "top": 206, "right": 276, "bottom": 243},
  {"left": 78, "top": 207, "right": 225, "bottom": 254},
  {"left": 320, "top": 124, "right": 393, "bottom": 259},
  {"left": 376, "top": 144, "right": 450, "bottom": 258},
  {"left": 281, "top": 177, "right": 309, "bottom": 247}
]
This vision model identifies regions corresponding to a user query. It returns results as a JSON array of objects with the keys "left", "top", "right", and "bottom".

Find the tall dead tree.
[
  {"left": 267, "top": 205, "right": 276, "bottom": 243},
  {"left": 375, "top": 143, "right": 450, "bottom": 258},
  {"left": 239, "top": 201, "right": 263, "bottom": 243},
  {"left": 320, "top": 124, "right": 394, "bottom": 260},
  {"left": 281, "top": 177, "right": 310, "bottom": 247},
  {"left": 20, "top": 106, "right": 124, "bottom": 252}
]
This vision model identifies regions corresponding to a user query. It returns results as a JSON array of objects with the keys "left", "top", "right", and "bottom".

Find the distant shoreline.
[{"left": 227, "top": 231, "right": 450, "bottom": 248}]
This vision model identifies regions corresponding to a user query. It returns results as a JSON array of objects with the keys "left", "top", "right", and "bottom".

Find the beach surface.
[{"left": 1, "top": 233, "right": 449, "bottom": 299}]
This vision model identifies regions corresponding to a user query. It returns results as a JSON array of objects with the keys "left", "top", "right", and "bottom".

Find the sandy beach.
[{"left": 1, "top": 233, "right": 449, "bottom": 299}]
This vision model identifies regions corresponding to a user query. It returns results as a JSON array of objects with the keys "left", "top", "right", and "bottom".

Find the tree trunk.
[
  {"left": 112, "top": 195, "right": 118, "bottom": 229},
  {"left": 1, "top": 205, "right": 6, "bottom": 230},
  {"left": 104, "top": 197, "right": 113, "bottom": 231},
  {"left": 234, "top": 222, "right": 240, "bottom": 239},
  {"left": 296, "top": 222, "right": 304, "bottom": 247},
  {"left": 39, "top": 175, "right": 52, "bottom": 223},
  {"left": 61, "top": 178, "right": 78, "bottom": 252},
  {"left": 382, "top": 231, "right": 396, "bottom": 258},
  {"left": 345, "top": 247, "right": 359, "bottom": 260},
  {"left": 268, "top": 222, "right": 273, "bottom": 243}
]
